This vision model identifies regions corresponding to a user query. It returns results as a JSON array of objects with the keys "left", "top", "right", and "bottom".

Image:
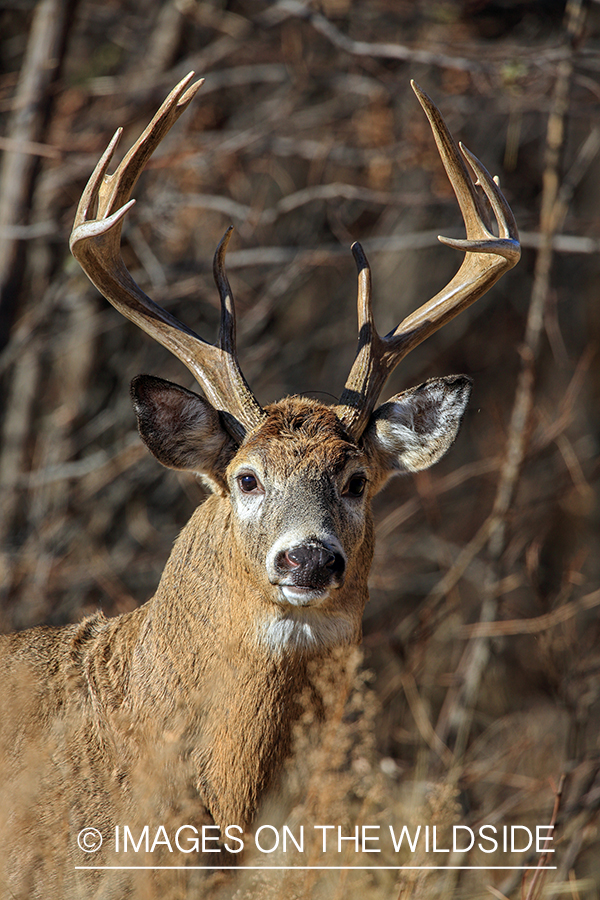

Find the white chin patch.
[
  {"left": 259, "top": 609, "right": 354, "bottom": 654},
  {"left": 278, "top": 586, "right": 329, "bottom": 606}
]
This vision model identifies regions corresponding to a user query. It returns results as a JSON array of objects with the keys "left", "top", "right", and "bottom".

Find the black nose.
[{"left": 276, "top": 542, "right": 345, "bottom": 588}]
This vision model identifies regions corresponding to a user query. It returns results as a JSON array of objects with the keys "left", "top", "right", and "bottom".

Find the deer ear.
[
  {"left": 364, "top": 375, "right": 472, "bottom": 477},
  {"left": 131, "top": 375, "right": 237, "bottom": 487}
]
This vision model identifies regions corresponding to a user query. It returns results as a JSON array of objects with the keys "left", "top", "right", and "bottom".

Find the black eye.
[
  {"left": 344, "top": 475, "right": 366, "bottom": 498},
  {"left": 239, "top": 473, "right": 259, "bottom": 494}
]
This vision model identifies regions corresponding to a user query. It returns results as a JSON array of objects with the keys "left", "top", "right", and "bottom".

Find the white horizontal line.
[{"left": 76, "top": 865, "right": 557, "bottom": 871}]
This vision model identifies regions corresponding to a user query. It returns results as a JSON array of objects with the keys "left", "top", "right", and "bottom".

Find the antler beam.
[
  {"left": 70, "top": 73, "right": 265, "bottom": 443},
  {"left": 336, "top": 81, "right": 520, "bottom": 439}
]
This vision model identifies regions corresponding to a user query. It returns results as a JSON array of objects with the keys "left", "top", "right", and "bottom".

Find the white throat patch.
[{"left": 259, "top": 608, "right": 355, "bottom": 654}]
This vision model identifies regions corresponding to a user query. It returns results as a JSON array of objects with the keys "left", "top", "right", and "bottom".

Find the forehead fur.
[{"left": 239, "top": 396, "right": 361, "bottom": 470}]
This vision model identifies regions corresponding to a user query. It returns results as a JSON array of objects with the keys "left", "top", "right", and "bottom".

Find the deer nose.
[{"left": 275, "top": 542, "right": 346, "bottom": 588}]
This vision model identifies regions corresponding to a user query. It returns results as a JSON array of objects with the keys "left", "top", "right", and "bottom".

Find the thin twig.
[
  {"left": 377, "top": 459, "right": 499, "bottom": 540},
  {"left": 401, "top": 671, "right": 454, "bottom": 767},
  {"left": 268, "top": 0, "right": 488, "bottom": 73},
  {"left": 459, "top": 588, "right": 600, "bottom": 638},
  {"left": 524, "top": 775, "right": 565, "bottom": 900}
]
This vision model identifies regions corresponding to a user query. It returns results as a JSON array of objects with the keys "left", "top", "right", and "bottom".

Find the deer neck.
[{"left": 124, "top": 493, "right": 309, "bottom": 828}]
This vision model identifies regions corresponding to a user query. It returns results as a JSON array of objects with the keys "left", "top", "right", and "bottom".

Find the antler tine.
[
  {"left": 351, "top": 241, "right": 375, "bottom": 333},
  {"left": 214, "top": 226, "right": 238, "bottom": 355},
  {"left": 70, "top": 74, "right": 265, "bottom": 443},
  {"left": 336, "top": 82, "right": 520, "bottom": 439},
  {"left": 210, "top": 226, "right": 266, "bottom": 434},
  {"left": 338, "top": 242, "right": 382, "bottom": 405}
]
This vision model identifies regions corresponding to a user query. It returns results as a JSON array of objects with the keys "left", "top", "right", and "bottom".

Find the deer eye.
[
  {"left": 343, "top": 474, "right": 366, "bottom": 498},
  {"left": 238, "top": 473, "right": 261, "bottom": 494}
]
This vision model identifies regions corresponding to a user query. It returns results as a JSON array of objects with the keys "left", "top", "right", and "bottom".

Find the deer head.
[{"left": 70, "top": 74, "right": 519, "bottom": 656}]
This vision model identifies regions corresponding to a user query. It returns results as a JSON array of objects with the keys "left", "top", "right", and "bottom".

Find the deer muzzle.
[{"left": 268, "top": 538, "right": 346, "bottom": 605}]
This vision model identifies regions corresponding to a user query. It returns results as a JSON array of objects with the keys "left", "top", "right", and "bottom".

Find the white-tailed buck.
[{"left": 0, "top": 74, "right": 519, "bottom": 897}]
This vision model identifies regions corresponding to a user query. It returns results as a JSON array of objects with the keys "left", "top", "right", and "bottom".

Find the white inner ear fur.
[{"left": 366, "top": 375, "right": 472, "bottom": 474}]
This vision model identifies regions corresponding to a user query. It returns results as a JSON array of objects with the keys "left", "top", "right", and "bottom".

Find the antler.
[
  {"left": 336, "top": 81, "right": 520, "bottom": 439},
  {"left": 70, "top": 73, "right": 265, "bottom": 443},
  {"left": 71, "top": 76, "right": 519, "bottom": 444}
]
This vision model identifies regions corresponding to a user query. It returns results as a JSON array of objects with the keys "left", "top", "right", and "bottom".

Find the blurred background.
[{"left": 1, "top": 0, "right": 599, "bottom": 897}]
